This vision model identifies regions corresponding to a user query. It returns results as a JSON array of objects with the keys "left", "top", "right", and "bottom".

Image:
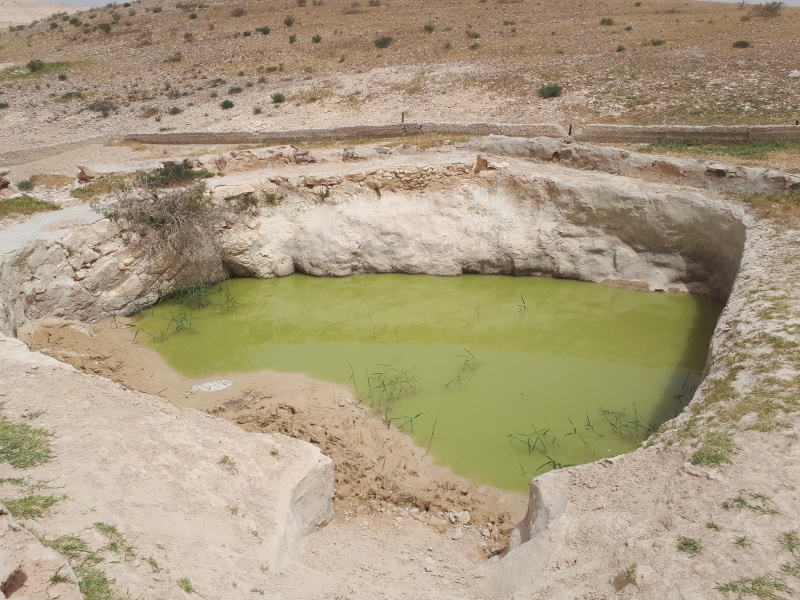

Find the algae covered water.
[{"left": 134, "top": 275, "right": 723, "bottom": 492}]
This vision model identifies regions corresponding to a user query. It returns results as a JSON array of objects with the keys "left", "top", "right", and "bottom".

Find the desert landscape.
[{"left": 1, "top": 0, "right": 799, "bottom": 598}]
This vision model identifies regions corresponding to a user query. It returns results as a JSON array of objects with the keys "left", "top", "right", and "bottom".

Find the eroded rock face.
[
  {"left": 0, "top": 148, "right": 750, "bottom": 338},
  {"left": 221, "top": 165, "right": 746, "bottom": 301}
]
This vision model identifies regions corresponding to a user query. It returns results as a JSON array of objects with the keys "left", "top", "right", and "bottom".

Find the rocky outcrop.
[
  {"left": 468, "top": 136, "right": 800, "bottom": 194},
  {"left": 221, "top": 162, "right": 747, "bottom": 301}
]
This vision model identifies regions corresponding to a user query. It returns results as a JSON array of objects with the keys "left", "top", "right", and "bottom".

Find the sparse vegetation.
[
  {"left": 718, "top": 575, "right": 791, "bottom": 598},
  {"left": 691, "top": 431, "right": 735, "bottom": 466},
  {"left": 625, "top": 563, "right": 638, "bottom": 583},
  {"left": 4, "top": 494, "right": 63, "bottom": 519},
  {"left": 178, "top": 577, "right": 196, "bottom": 593},
  {"left": 374, "top": 35, "right": 393, "bottom": 48},
  {"left": 312, "top": 33, "right": 322, "bottom": 43},
  {"left": 600, "top": 17, "right": 614, "bottom": 25},
  {"left": 220, "top": 99, "right": 234, "bottom": 109},
  {"left": 271, "top": 92, "right": 286, "bottom": 103},
  {"left": 733, "top": 40, "right": 751, "bottom": 48},
  {"left": 677, "top": 536, "right": 702, "bottom": 557},
  {"left": 0, "top": 414, "right": 55, "bottom": 467}
]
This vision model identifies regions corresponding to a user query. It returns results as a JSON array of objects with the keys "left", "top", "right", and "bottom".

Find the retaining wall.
[{"left": 121, "top": 123, "right": 800, "bottom": 146}]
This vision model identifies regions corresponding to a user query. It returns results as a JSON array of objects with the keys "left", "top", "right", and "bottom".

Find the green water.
[{"left": 134, "top": 274, "right": 723, "bottom": 492}]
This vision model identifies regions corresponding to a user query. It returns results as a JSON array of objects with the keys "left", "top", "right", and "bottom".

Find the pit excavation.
[{"left": 2, "top": 135, "right": 799, "bottom": 599}]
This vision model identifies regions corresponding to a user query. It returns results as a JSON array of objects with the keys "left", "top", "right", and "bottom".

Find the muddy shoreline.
[{"left": 19, "top": 316, "right": 527, "bottom": 556}]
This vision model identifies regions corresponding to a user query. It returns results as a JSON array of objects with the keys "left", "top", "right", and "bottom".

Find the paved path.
[{"left": 0, "top": 203, "right": 103, "bottom": 255}]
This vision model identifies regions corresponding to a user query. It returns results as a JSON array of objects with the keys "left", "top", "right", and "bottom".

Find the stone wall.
[{"left": 572, "top": 124, "right": 800, "bottom": 144}]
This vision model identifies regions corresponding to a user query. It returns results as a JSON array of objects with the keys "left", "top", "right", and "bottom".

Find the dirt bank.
[{"left": 18, "top": 317, "right": 526, "bottom": 557}]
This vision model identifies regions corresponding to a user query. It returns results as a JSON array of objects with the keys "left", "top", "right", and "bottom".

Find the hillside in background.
[{"left": 1, "top": 0, "right": 799, "bottom": 153}]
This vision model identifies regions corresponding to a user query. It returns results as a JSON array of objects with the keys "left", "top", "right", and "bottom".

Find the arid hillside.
[{"left": 1, "top": 0, "right": 799, "bottom": 155}]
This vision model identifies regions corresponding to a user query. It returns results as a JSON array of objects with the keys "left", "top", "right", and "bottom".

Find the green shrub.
[
  {"left": 136, "top": 165, "right": 212, "bottom": 189},
  {"left": 255, "top": 25, "right": 270, "bottom": 34},
  {"left": 253, "top": 106, "right": 262, "bottom": 114},
  {"left": 17, "top": 179, "right": 33, "bottom": 191},
  {"left": 270, "top": 92, "right": 286, "bottom": 103},
  {"left": 634, "top": 1, "right": 641, "bottom": 5},
  {"left": 600, "top": 17, "right": 614, "bottom": 25},
  {"left": 423, "top": 22, "right": 435, "bottom": 33},
  {"left": 469, "top": 42, "right": 479, "bottom": 50},
  {"left": 220, "top": 99, "right": 234, "bottom": 109},
  {"left": 311, "top": 33, "right": 321, "bottom": 43},
  {"left": 616, "top": 44, "right": 625, "bottom": 52},
  {"left": 87, "top": 98, "right": 114, "bottom": 117},
  {"left": 289, "top": 34, "right": 296, "bottom": 43},
  {"left": 649, "top": 38, "right": 665, "bottom": 46},
  {"left": 58, "top": 73, "right": 67, "bottom": 80},
  {"left": 0, "top": 102, "right": 8, "bottom": 109},
  {"left": 69, "top": 17, "right": 80, "bottom": 25},
  {"left": 750, "top": 1, "right": 784, "bottom": 17},
  {"left": 374, "top": 35, "right": 393, "bottom": 48},
  {"left": 98, "top": 22, "right": 111, "bottom": 33},
  {"left": 284, "top": 15, "right": 295, "bottom": 26},
  {"left": 466, "top": 30, "right": 480, "bottom": 38},
  {"left": 228, "top": 86, "right": 242, "bottom": 94},
  {"left": 538, "top": 83, "right": 563, "bottom": 98},
  {"left": 231, "top": 7, "right": 246, "bottom": 17},
  {"left": 168, "top": 106, "right": 183, "bottom": 115},
  {"left": 733, "top": 40, "right": 751, "bottom": 48},
  {"left": 50, "top": 22, "right": 58, "bottom": 29},
  {"left": 189, "top": 12, "right": 197, "bottom": 18},
  {"left": 164, "top": 52, "right": 182, "bottom": 63},
  {"left": 26, "top": 59, "right": 45, "bottom": 72},
  {"left": 243, "top": 30, "right": 251, "bottom": 36}
]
